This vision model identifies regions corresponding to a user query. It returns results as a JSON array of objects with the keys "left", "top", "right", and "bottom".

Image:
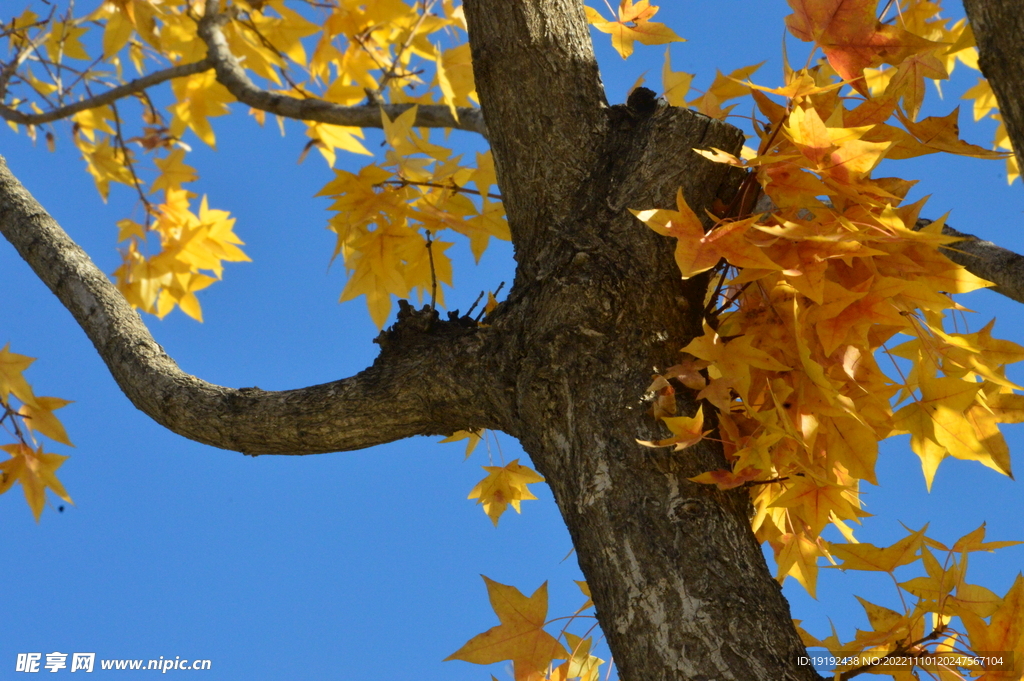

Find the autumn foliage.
[{"left": 3, "top": 0, "right": 1024, "bottom": 679}]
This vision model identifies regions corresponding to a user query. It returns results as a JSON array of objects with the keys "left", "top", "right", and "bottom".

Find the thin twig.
[
  {"left": 110, "top": 103, "right": 155, "bottom": 226},
  {"left": 0, "top": 5, "right": 56, "bottom": 98},
  {"left": 53, "top": 53, "right": 106, "bottom": 97},
  {"left": 376, "top": 0, "right": 438, "bottom": 97},
  {"left": 741, "top": 476, "right": 790, "bottom": 488},
  {"left": 425, "top": 230, "right": 437, "bottom": 310},
  {"left": 707, "top": 280, "right": 751, "bottom": 319},
  {"left": 138, "top": 89, "right": 164, "bottom": 125},
  {"left": 474, "top": 281, "right": 504, "bottom": 321},
  {"left": 377, "top": 178, "right": 502, "bottom": 200},
  {"left": 700, "top": 262, "right": 730, "bottom": 328},
  {"left": 465, "top": 289, "right": 486, "bottom": 318},
  {"left": 352, "top": 34, "right": 425, "bottom": 100}
]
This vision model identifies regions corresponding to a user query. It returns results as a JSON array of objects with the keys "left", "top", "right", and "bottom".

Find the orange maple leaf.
[
  {"left": 446, "top": 577, "right": 568, "bottom": 681},
  {"left": 785, "top": 0, "right": 936, "bottom": 87}
]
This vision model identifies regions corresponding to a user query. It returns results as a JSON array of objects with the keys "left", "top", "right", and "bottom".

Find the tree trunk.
[
  {"left": 475, "top": 104, "right": 820, "bottom": 680},
  {"left": 963, "top": 0, "right": 1024, "bottom": 168},
  {"left": 460, "top": 2, "right": 821, "bottom": 678}
]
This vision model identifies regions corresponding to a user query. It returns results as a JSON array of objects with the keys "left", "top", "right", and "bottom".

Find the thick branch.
[
  {"left": 196, "top": 6, "right": 487, "bottom": 137},
  {"left": 963, "top": 0, "right": 1024, "bottom": 170},
  {"left": 928, "top": 220, "right": 1024, "bottom": 304},
  {"left": 0, "top": 59, "right": 213, "bottom": 126},
  {"left": 0, "top": 155, "right": 504, "bottom": 455}
]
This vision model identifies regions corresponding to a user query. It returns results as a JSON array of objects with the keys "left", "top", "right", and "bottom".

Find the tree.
[{"left": 2, "top": 1, "right": 1024, "bottom": 680}]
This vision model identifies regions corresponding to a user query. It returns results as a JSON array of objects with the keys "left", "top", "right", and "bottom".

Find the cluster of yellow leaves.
[
  {"left": 447, "top": 578, "right": 603, "bottom": 681},
  {"left": 799, "top": 524, "right": 1024, "bottom": 679},
  {"left": 0, "top": 345, "right": 73, "bottom": 521},
  {"left": 854, "top": 0, "right": 1019, "bottom": 185},
  {"left": 633, "top": 0, "right": 1018, "bottom": 600},
  {"left": 114, "top": 185, "right": 250, "bottom": 321},
  {"left": 318, "top": 106, "right": 508, "bottom": 327},
  {"left": 4, "top": 0, "right": 502, "bottom": 326},
  {"left": 65, "top": 103, "right": 249, "bottom": 321}
]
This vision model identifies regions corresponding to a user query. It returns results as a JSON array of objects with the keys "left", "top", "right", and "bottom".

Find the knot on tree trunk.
[{"left": 373, "top": 300, "right": 482, "bottom": 352}]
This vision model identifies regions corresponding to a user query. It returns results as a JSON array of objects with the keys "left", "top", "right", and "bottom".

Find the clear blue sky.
[{"left": 2, "top": 2, "right": 1023, "bottom": 679}]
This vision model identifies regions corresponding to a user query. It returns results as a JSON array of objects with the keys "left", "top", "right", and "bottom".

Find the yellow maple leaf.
[
  {"left": 445, "top": 577, "right": 568, "bottom": 681},
  {"left": 150, "top": 149, "right": 197, "bottom": 194},
  {"left": 249, "top": 3, "right": 320, "bottom": 66},
  {"left": 661, "top": 48, "right": 692, "bottom": 106},
  {"left": 830, "top": 526, "right": 926, "bottom": 573},
  {"left": 18, "top": 396, "right": 74, "bottom": 446},
  {"left": 467, "top": 459, "right": 545, "bottom": 526},
  {"left": 44, "top": 21, "right": 90, "bottom": 62},
  {"left": 76, "top": 136, "right": 136, "bottom": 201},
  {"left": 305, "top": 122, "right": 371, "bottom": 167},
  {"left": 550, "top": 633, "right": 603, "bottom": 681},
  {"left": 0, "top": 343, "right": 38, "bottom": 408},
  {"left": 687, "top": 63, "right": 763, "bottom": 119},
  {"left": 771, "top": 475, "right": 865, "bottom": 537},
  {"left": 101, "top": 2, "right": 134, "bottom": 58},
  {"left": 381, "top": 105, "right": 451, "bottom": 161},
  {"left": 0, "top": 443, "right": 73, "bottom": 522},
  {"left": 71, "top": 106, "right": 116, "bottom": 143},
  {"left": 898, "top": 108, "right": 1008, "bottom": 159},
  {"left": 169, "top": 71, "right": 235, "bottom": 148},
  {"left": 574, "top": 581, "right": 593, "bottom": 611},
  {"left": 898, "top": 547, "right": 960, "bottom": 604},
  {"left": 892, "top": 375, "right": 1009, "bottom": 488},
  {"left": 440, "top": 429, "right": 484, "bottom": 459},
  {"left": 850, "top": 597, "right": 915, "bottom": 650},
  {"left": 632, "top": 188, "right": 717, "bottom": 278},
  {"left": 463, "top": 198, "right": 510, "bottom": 262},
  {"left": 962, "top": 77, "right": 998, "bottom": 122},
  {"left": 585, "top": 0, "right": 683, "bottom": 60},
  {"left": 963, "top": 574, "right": 1024, "bottom": 673},
  {"left": 339, "top": 222, "right": 419, "bottom": 328},
  {"left": 951, "top": 523, "right": 1023, "bottom": 555},
  {"left": 775, "top": 531, "right": 821, "bottom": 597},
  {"left": 639, "top": 404, "right": 709, "bottom": 451},
  {"left": 436, "top": 43, "right": 477, "bottom": 112}
]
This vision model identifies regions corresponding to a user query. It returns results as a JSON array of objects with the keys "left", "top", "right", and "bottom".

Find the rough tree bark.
[
  {"left": 2, "top": 0, "right": 1024, "bottom": 680},
  {"left": 963, "top": 0, "right": 1024, "bottom": 165}
]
